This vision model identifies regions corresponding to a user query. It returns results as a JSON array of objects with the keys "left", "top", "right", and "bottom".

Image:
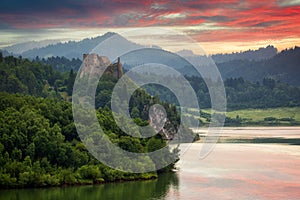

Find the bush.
[
  {"left": 0, "top": 173, "right": 17, "bottom": 187},
  {"left": 264, "top": 117, "right": 277, "bottom": 121},
  {"left": 78, "top": 165, "right": 102, "bottom": 181}
]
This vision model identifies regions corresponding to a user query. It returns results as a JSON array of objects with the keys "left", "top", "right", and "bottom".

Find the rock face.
[
  {"left": 148, "top": 104, "right": 177, "bottom": 140},
  {"left": 80, "top": 53, "right": 123, "bottom": 79}
]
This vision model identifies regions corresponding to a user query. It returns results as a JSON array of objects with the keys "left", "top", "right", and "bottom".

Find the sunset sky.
[{"left": 0, "top": 0, "right": 300, "bottom": 54}]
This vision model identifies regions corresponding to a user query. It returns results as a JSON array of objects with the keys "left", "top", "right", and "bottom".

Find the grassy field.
[
  {"left": 185, "top": 107, "right": 300, "bottom": 126},
  {"left": 224, "top": 107, "right": 300, "bottom": 122}
]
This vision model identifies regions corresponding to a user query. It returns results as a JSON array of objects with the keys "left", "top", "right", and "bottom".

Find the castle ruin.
[{"left": 80, "top": 53, "right": 124, "bottom": 79}]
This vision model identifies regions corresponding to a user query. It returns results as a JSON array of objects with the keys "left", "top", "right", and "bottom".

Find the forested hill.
[
  {"left": 0, "top": 54, "right": 184, "bottom": 188},
  {"left": 20, "top": 33, "right": 116, "bottom": 59},
  {"left": 0, "top": 54, "right": 73, "bottom": 99},
  {"left": 142, "top": 75, "right": 300, "bottom": 110},
  {"left": 217, "top": 46, "right": 300, "bottom": 86},
  {"left": 212, "top": 45, "right": 277, "bottom": 63},
  {"left": 18, "top": 32, "right": 142, "bottom": 60}
]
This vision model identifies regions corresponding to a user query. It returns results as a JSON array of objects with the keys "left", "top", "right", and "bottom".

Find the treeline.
[
  {"left": 0, "top": 54, "right": 58, "bottom": 97},
  {"left": 143, "top": 75, "right": 300, "bottom": 110},
  {"left": 0, "top": 54, "right": 76, "bottom": 99},
  {"left": 34, "top": 56, "right": 82, "bottom": 72},
  {"left": 224, "top": 77, "right": 300, "bottom": 109},
  {"left": 212, "top": 45, "right": 277, "bottom": 63},
  {"left": 217, "top": 46, "right": 300, "bottom": 86}
]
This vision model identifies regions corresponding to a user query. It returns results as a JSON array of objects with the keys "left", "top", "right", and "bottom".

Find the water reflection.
[
  {"left": 2, "top": 128, "right": 300, "bottom": 200},
  {"left": 0, "top": 173, "right": 178, "bottom": 200}
]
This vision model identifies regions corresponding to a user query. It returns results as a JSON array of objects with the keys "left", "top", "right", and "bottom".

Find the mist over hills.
[
  {"left": 21, "top": 32, "right": 142, "bottom": 59},
  {"left": 1, "top": 32, "right": 299, "bottom": 85},
  {"left": 217, "top": 46, "right": 300, "bottom": 85},
  {"left": 0, "top": 49, "right": 10, "bottom": 57},
  {"left": 212, "top": 45, "right": 277, "bottom": 63},
  {"left": 120, "top": 48, "right": 198, "bottom": 77},
  {"left": 176, "top": 45, "right": 278, "bottom": 63},
  {"left": 3, "top": 40, "right": 60, "bottom": 54},
  {"left": 3, "top": 32, "right": 278, "bottom": 62}
]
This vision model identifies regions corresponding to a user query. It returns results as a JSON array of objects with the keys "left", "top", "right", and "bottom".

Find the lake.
[{"left": 1, "top": 127, "right": 300, "bottom": 200}]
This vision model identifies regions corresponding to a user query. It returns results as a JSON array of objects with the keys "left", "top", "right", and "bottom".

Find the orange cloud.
[{"left": 0, "top": 0, "right": 299, "bottom": 51}]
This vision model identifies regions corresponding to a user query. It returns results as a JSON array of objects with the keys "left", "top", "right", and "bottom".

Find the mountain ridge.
[
  {"left": 21, "top": 32, "right": 122, "bottom": 59},
  {"left": 3, "top": 39, "right": 60, "bottom": 54},
  {"left": 1, "top": 33, "right": 299, "bottom": 85},
  {"left": 2, "top": 32, "right": 278, "bottom": 62}
]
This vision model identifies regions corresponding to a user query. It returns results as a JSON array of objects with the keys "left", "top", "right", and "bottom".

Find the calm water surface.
[{"left": 1, "top": 127, "right": 300, "bottom": 200}]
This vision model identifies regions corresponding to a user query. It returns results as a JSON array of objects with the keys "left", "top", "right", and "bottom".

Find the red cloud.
[{"left": 0, "top": 0, "right": 299, "bottom": 44}]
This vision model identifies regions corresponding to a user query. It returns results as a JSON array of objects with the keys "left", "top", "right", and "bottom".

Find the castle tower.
[{"left": 117, "top": 57, "right": 124, "bottom": 78}]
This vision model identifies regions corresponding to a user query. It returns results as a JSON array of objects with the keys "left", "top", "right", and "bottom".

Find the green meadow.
[
  {"left": 224, "top": 107, "right": 300, "bottom": 122},
  {"left": 185, "top": 107, "right": 300, "bottom": 126}
]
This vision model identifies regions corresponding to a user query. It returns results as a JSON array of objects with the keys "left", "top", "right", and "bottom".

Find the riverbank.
[
  {"left": 193, "top": 126, "right": 300, "bottom": 144},
  {"left": 0, "top": 172, "right": 159, "bottom": 190},
  {"left": 0, "top": 172, "right": 178, "bottom": 200},
  {"left": 185, "top": 107, "right": 300, "bottom": 126},
  {"left": 2, "top": 129, "right": 300, "bottom": 200}
]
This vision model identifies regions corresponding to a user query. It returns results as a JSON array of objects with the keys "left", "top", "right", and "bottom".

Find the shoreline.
[
  {"left": 193, "top": 126, "right": 300, "bottom": 144},
  {"left": 0, "top": 173, "right": 161, "bottom": 190},
  {"left": 3, "top": 127, "right": 300, "bottom": 190}
]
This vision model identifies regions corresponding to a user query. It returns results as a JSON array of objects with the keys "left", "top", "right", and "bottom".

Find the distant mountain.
[
  {"left": 120, "top": 48, "right": 198, "bottom": 77},
  {"left": 177, "top": 45, "right": 277, "bottom": 64},
  {"left": 121, "top": 46, "right": 300, "bottom": 86},
  {"left": 217, "top": 46, "right": 300, "bottom": 85},
  {"left": 176, "top": 46, "right": 299, "bottom": 86},
  {"left": 12, "top": 33, "right": 277, "bottom": 65},
  {"left": 212, "top": 45, "right": 277, "bottom": 63},
  {"left": 21, "top": 32, "right": 142, "bottom": 59},
  {"left": 0, "top": 49, "right": 11, "bottom": 57},
  {"left": 3, "top": 40, "right": 60, "bottom": 54},
  {"left": 8, "top": 32, "right": 298, "bottom": 85}
]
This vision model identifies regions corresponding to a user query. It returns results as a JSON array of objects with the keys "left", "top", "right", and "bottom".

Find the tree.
[
  {"left": 67, "top": 69, "right": 76, "bottom": 95},
  {"left": 131, "top": 107, "right": 140, "bottom": 119}
]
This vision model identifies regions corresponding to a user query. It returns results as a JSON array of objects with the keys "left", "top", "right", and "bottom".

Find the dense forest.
[
  {"left": 0, "top": 92, "right": 180, "bottom": 188},
  {"left": 34, "top": 56, "right": 82, "bottom": 72},
  {"left": 141, "top": 75, "right": 300, "bottom": 110},
  {"left": 1, "top": 52, "right": 299, "bottom": 110},
  {"left": 217, "top": 46, "right": 300, "bottom": 86},
  {"left": 0, "top": 54, "right": 182, "bottom": 188}
]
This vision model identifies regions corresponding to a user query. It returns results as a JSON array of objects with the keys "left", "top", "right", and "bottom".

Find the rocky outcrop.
[{"left": 80, "top": 53, "right": 123, "bottom": 79}]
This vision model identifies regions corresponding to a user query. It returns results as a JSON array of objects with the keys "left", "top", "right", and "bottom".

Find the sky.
[{"left": 0, "top": 0, "right": 300, "bottom": 54}]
